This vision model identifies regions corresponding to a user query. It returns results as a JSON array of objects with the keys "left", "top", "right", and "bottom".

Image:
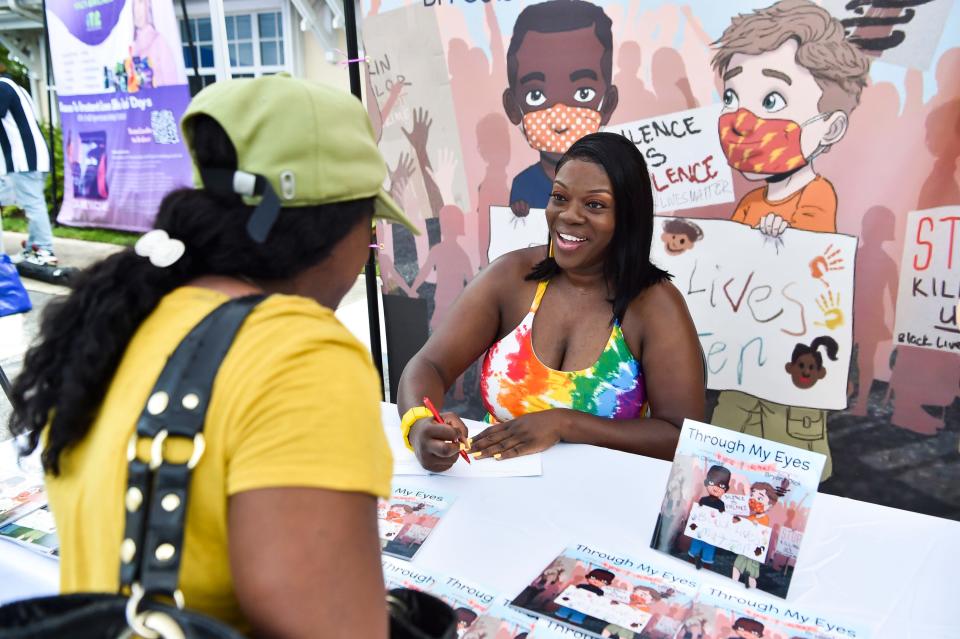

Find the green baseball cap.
[{"left": 180, "top": 74, "right": 417, "bottom": 238}]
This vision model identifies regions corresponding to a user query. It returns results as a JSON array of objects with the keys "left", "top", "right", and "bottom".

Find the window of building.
[{"left": 180, "top": 10, "right": 287, "bottom": 95}]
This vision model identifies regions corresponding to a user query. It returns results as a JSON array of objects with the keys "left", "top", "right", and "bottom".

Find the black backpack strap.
[{"left": 119, "top": 295, "right": 264, "bottom": 605}]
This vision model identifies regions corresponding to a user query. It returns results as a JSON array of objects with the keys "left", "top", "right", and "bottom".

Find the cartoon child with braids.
[{"left": 785, "top": 336, "right": 839, "bottom": 390}]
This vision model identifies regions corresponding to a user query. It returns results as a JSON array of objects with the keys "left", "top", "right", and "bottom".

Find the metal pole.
[
  {"left": 207, "top": 0, "right": 231, "bottom": 82},
  {"left": 179, "top": 0, "right": 202, "bottom": 90},
  {"left": 342, "top": 0, "right": 385, "bottom": 394},
  {"left": 0, "top": 363, "right": 12, "bottom": 404},
  {"left": 40, "top": 0, "right": 59, "bottom": 221}
]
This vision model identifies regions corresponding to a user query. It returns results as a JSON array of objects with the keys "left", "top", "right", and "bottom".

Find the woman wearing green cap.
[{"left": 8, "top": 76, "right": 415, "bottom": 637}]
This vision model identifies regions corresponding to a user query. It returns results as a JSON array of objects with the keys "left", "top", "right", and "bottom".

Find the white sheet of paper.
[{"left": 382, "top": 403, "right": 543, "bottom": 477}]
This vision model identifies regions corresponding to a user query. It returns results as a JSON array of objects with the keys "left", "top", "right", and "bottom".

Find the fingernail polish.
[
  {"left": 472, "top": 452, "right": 482, "bottom": 459},
  {"left": 494, "top": 453, "right": 502, "bottom": 460}
]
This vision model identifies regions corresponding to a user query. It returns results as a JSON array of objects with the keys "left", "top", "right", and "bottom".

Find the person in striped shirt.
[{"left": 0, "top": 65, "right": 56, "bottom": 266}]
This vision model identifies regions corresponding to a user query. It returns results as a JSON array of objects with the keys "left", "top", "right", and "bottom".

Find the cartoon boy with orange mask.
[
  {"left": 502, "top": 0, "right": 619, "bottom": 217},
  {"left": 709, "top": 0, "right": 871, "bottom": 482},
  {"left": 731, "top": 482, "right": 779, "bottom": 590},
  {"left": 713, "top": 0, "right": 870, "bottom": 236}
]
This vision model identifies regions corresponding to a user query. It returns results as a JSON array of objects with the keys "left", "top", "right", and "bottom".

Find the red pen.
[{"left": 423, "top": 396, "right": 471, "bottom": 464}]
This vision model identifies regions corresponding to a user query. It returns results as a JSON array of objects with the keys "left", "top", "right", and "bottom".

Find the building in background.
[{"left": 0, "top": 0, "right": 354, "bottom": 125}]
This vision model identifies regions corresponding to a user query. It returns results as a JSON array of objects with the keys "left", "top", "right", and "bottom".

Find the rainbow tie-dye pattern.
[{"left": 480, "top": 280, "right": 648, "bottom": 423}]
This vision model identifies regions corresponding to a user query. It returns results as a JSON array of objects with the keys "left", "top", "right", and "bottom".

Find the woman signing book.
[{"left": 398, "top": 132, "right": 704, "bottom": 471}]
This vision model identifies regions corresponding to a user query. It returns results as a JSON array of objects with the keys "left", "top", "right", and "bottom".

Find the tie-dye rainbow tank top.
[{"left": 480, "top": 279, "right": 648, "bottom": 423}]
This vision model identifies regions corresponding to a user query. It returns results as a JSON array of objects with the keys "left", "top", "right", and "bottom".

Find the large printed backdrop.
[
  {"left": 46, "top": 0, "right": 193, "bottom": 231},
  {"left": 362, "top": 0, "right": 960, "bottom": 520}
]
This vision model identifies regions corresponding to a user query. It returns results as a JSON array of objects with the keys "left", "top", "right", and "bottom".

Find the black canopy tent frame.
[
  {"left": 0, "top": 363, "right": 11, "bottom": 403},
  {"left": 179, "top": 0, "right": 202, "bottom": 86},
  {"left": 343, "top": 0, "right": 385, "bottom": 396},
  {"left": 40, "top": 0, "right": 57, "bottom": 226}
]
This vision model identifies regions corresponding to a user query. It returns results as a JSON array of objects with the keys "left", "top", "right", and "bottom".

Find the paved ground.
[
  {"left": 0, "top": 286, "right": 59, "bottom": 438},
  {"left": 1, "top": 231, "right": 123, "bottom": 270}
]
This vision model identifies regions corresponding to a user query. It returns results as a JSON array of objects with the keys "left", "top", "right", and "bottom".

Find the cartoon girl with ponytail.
[{"left": 785, "top": 336, "right": 839, "bottom": 390}]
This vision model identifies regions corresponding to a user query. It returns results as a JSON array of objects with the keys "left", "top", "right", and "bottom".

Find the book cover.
[
  {"left": 512, "top": 545, "right": 698, "bottom": 639},
  {"left": 0, "top": 505, "right": 59, "bottom": 556},
  {"left": 690, "top": 586, "right": 868, "bottom": 639},
  {"left": 529, "top": 619, "right": 595, "bottom": 638},
  {"left": 381, "top": 556, "right": 496, "bottom": 637},
  {"left": 464, "top": 603, "right": 539, "bottom": 639},
  {"left": 378, "top": 483, "right": 454, "bottom": 560},
  {"left": 651, "top": 420, "right": 825, "bottom": 599},
  {"left": 0, "top": 463, "right": 46, "bottom": 528},
  {"left": 382, "top": 555, "right": 441, "bottom": 591}
]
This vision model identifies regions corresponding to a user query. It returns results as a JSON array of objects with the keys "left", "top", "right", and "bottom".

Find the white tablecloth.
[{"left": 2, "top": 405, "right": 958, "bottom": 638}]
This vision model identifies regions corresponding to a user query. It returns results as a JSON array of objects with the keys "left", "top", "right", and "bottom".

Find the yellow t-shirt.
[{"left": 44, "top": 287, "right": 392, "bottom": 633}]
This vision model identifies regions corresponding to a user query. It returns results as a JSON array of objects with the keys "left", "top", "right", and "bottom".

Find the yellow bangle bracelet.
[{"left": 400, "top": 406, "right": 433, "bottom": 452}]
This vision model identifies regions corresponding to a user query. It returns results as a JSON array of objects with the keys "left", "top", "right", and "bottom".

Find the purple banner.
[
  {"left": 56, "top": 87, "right": 193, "bottom": 231},
  {"left": 47, "top": 0, "right": 193, "bottom": 231},
  {"left": 46, "top": 0, "right": 126, "bottom": 46}
]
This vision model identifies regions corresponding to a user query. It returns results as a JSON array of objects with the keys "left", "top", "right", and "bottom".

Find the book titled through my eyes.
[
  {"left": 651, "top": 420, "right": 825, "bottom": 599},
  {"left": 690, "top": 585, "right": 869, "bottom": 639},
  {"left": 512, "top": 545, "right": 698, "bottom": 639},
  {"left": 377, "top": 483, "right": 454, "bottom": 560}
]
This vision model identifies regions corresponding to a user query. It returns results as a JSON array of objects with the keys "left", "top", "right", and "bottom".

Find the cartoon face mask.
[
  {"left": 718, "top": 108, "right": 827, "bottom": 175},
  {"left": 748, "top": 498, "right": 767, "bottom": 514},
  {"left": 521, "top": 101, "right": 603, "bottom": 154}
]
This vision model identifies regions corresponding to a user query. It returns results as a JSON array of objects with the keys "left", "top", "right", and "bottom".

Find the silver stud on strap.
[
  {"left": 125, "top": 487, "right": 143, "bottom": 512},
  {"left": 155, "top": 543, "right": 176, "bottom": 562},
  {"left": 147, "top": 391, "right": 169, "bottom": 415},
  {"left": 161, "top": 494, "right": 181, "bottom": 512},
  {"left": 121, "top": 538, "right": 136, "bottom": 564},
  {"left": 181, "top": 393, "right": 200, "bottom": 410}
]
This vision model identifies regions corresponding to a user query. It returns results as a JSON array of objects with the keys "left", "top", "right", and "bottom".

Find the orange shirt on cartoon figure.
[{"left": 731, "top": 176, "right": 837, "bottom": 233}]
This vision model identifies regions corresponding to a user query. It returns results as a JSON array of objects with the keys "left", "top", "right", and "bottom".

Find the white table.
[
  {"left": 0, "top": 440, "right": 58, "bottom": 604},
  {"left": 2, "top": 407, "right": 958, "bottom": 638}
]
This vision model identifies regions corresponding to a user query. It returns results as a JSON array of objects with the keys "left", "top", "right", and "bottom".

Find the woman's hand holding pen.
[{"left": 409, "top": 412, "right": 469, "bottom": 473}]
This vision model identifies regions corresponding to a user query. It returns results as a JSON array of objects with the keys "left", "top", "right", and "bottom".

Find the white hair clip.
[{"left": 135, "top": 229, "right": 186, "bottom": 268}]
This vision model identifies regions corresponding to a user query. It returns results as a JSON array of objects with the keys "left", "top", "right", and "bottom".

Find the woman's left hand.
[{"left": 469, "top": 410, "right": 569, "bottom": 460}]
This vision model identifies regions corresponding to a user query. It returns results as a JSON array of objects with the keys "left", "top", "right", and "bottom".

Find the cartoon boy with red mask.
[
  {"left": 502, "top": 0, "right": 619, "bottom": 218},
  {"left": 709, "top": 0, "right": 871, "bottom": 483},
  {"left": 713, "top": 0, "right": 870, "bottom": 236}
]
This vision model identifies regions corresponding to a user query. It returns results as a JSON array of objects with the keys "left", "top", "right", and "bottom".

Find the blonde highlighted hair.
[{"left": 712, "top": 0, "right": 871, "bottom": 116}]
